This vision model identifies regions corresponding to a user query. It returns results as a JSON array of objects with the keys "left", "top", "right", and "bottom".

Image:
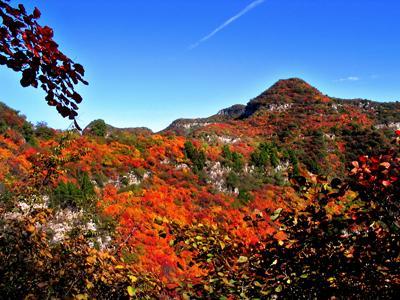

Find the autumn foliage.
[
  {"left": 0, "top": 0, "right": 87, "bottom": 128},
  {"left": 0, "top": 103, "right": 399, "bottom": 298},
  {"left": 1, "top": 3, "right": 400, "bottom": 297}
]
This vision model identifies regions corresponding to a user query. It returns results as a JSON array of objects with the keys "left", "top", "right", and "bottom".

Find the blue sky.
[{"left": 1, "top": 0, "right": 399, "bottom": 131}]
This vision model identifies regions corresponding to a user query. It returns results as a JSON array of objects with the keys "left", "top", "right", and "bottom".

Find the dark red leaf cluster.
[
  {"left": 0, "top": 1, "right": 87, "bottom": 130},
  {"left": 350, "top": 150, "right": 400, "bottom": 228}
]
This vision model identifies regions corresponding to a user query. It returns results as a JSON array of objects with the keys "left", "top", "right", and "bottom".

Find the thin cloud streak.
[
  {"left": 189, "top": 0, "right": 265, "bottom": 50},
  {"left": 335, "top": 76, "right": 360, "bottom": 82}
]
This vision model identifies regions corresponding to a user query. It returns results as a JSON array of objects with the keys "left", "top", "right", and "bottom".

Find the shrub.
[
  {"left": 251, "top": 142, "right": 280, "bottom": 169},
  {"left": 184, "top": 141, "right": 206, "bottom": 173},
  {"left": 90, "top": 119, "right": 107, "bottom": 137},
  {"left": 35, "top": 122, "right": 56, "bottom": 140},
  {"left": 222, "top": 145, "right": 244, "bottom": 172},
  {"left": 50, "top": 173, "right": 95, "bottom": 209}
]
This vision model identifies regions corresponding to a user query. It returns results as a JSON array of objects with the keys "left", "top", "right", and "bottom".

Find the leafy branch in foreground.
[{"left": 0, "top": 0, "right": 87, "bottom": 129}]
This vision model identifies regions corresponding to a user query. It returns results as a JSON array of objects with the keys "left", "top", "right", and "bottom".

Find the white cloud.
[
  {"left": 335, "top": 76, "right": 360, "bottom": 82},
  {"left": 188, "top": 0, "right": 265, "bottom": 50}
]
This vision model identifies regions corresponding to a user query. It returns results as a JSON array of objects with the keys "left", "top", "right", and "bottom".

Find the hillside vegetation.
[{"left": 0, "top": 79, "right": 399, "bottom": 299}]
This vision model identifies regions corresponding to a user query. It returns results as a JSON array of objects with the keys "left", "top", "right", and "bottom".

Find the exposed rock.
[
  {"left": 217, "top": 104, "right": 246, "bottom": 118},
  {"left": 216, "top": 136, "right": 241, "bottom": 144},
  {"left": 162, "top": 104, "right": 245, "bottom": 136},
  {"left": 118, "top": 170, "right": 151, "bottom": 187},
  {"left": 2, "top": 199, "right": 112, "bottom": 249},
  {"left": 176, "top": 163, "right": 190, "bottom": 171},
  {"left": 374, "top": 122, "right": 400, "bottom": 130},
  {"left": 205, "top": 161, "right": 231, "bottom": 193},
  {"left": 163, "top": 118, "right": 214, "bottom": 136}
]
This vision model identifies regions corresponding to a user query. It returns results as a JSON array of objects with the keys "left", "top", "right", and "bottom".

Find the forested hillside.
[{"left": 1, "top": 79, "right": 399, "bottom": 299}]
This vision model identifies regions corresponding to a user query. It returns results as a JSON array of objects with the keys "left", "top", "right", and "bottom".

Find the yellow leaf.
[
  {"left": 127, "top": 286, "right": 135, "bottom": 297},
  {"left": 128, "top": 275, "right": 138, "bottom": 283},
  {"left": 86, "top": 280, "right": 94, "bottom": 289},
  {"left": 26, "top": 224, "right": 35, "bottom": 233},
  {"left": 86, "top": 256, "right": 96, "bottom": 264},
  {"left": 254, "top": 281, "right": 262, "bottom": 287},
  {"left": 219, "top": 241, "right": 226, "bottom": 250},
  {"left": 115, "top": 265, "right": 124, "bottom": 270},
  {"left": 182, "top": 293, "right": 190, "bottom": 300},
  {"left": 237, "top": 256, "right": 248, "bottom": 263},
  {"left": 327, "top": 277, "right": 335, "bottom": 282},
  {"left": 154, "top": 216, "right": 163, "bottom": 225},
  {"left": 222, "top": 277, "right": 233, "bottom": 286},
  {"left": 270, "top": 208, "right": 283, "bottom": 221}
]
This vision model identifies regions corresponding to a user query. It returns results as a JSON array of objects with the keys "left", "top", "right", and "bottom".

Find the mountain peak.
[
  {"left": 268, "top": 78, "right": 317, "bottom": 93},
  {"left": 243, "top": 78, "right": 331, "bottom": 117},
  {"left": 258, "top": 78, "right": 329, "bottom": 103}
]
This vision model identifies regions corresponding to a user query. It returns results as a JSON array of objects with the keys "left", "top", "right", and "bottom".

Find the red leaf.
[
  {"left": 0, "top": 55, "right": 7, "bottom": 65},
  {"left": 74, "top": 63, "right": 85, "bottom": 76},
  {"left": 70, "top": 102, "right": 79, "bottom": 110},
  {"left": 56, "top": 104, "right": 70, "bottom": 118},
  {"left": 371, "top": 157, "right": 380, "bottom": 164},
  {"left": 33, "top": 7, "right": 41, "bottom": 19},
  {"left": 380, "top": 162, "right": 390, "bottom": 169},
  {"left": 359, "top": 156, "right": 368, "bottom": 163},
  {"left": 382, "top": 180, "right": 391, "bottom": 187},
  {"left": 71, "top": 92, "right": 83, "bottom": 103},
  {"left": 18, "top": 4, "right": 26, "bottom": 15},
  {"left": 39, "top": 26, "right": 54, "bottom": 39}
]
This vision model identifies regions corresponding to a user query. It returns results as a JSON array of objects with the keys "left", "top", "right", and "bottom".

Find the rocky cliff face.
[
  {"left": 217, "top": 104, "right": 246, "bottom": 118},
  {"left": 162, "top": 104, "right": 245, "bottom": 136}
]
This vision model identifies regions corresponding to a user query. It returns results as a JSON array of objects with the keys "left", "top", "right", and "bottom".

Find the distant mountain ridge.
[
  {"left": 3, "top": 78, "right": 400, "bottom": 141},
  {"left": 3, "top": 77, "right": 393, "bottom": 179},
  {"left": 160, "top": 78, "right": 400, "bottom": 136},
  {"left": 83, "top": 120, "right": 153, "bottom": 137},
  {"left": 162, "top": 104, "right": 246, "bottom": 135}
]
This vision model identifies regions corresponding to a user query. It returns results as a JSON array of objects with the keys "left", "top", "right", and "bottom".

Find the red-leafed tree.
[
  {"left": 0, "top": 0, "right": 87, "bottom": 129},
  {"left": 350, "top": 132, "right": 400, "bottom": 228}
]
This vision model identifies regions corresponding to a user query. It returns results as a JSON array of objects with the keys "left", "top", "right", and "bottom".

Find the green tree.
[
  {"left": 222, "top": 145, "right": 244, "bottom": 172},
  {"left": 51, "top": 172, "right": 95, "bottom": 209},
  {"left": 251, "top": 142, "right": 280, "bottom": 169},
  {"left": 288, "top": 149, "right": 300, "bottom": 176},
  {"left": 35, "top": 122, "right": 56, "bottom": 140},
  {"left": 184, "top": 141, "right": 206, "bottom": 173},
  {"left": 90, "top": 119, "right": 107, "bottom": 137}
]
